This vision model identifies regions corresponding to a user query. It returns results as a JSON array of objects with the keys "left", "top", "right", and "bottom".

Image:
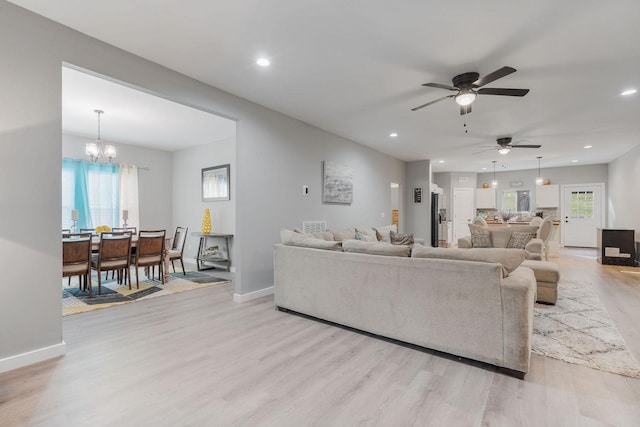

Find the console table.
[{"left": 192, "top": 233, "right": 233, "bottom": 271}]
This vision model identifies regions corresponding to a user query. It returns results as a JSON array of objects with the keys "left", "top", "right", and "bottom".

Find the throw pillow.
[
  {"left": 332, "top": 228, "right": 356, "bottom": 241},
  {"left": 373, "top": 224, "right": 398, "bottom": 243},
  {"left": 390, "top": 230, "right": 414, "bottom": 245},
  {"left": 470, "top": 228, "right": 492, "bottom": 248},
  {"left": 280, "top": 228, "right": 343, "bottom": 251},
  {"left": 354, "top": 230, "right": 376, "bottom": 242},
  {"left": 355, "top": 227, "right": 378, "bottom": 241},
  {"left": 506, "top": 231, "right": 532, "bottom": 249}
]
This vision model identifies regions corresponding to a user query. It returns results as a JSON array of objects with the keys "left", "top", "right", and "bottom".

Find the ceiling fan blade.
[
  {"left": 510, "top": 144, "right": 542, "bottom": 148},
  {"left": 459, "top": 104, "right": 472, "bottom": 115},
  {"left": 473, "top": 66, "right": 516, "bottom": 88},
  {"left": 411, "top": 95, "right": 454, "bottom": 111},
  {"left": 478, "top": 88, "right": 529, "bottom": 96},
  {"left": 422, "top": 82, "right": 458, "bottom": 91}
]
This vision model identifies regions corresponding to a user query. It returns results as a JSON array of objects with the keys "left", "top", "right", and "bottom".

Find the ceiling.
[
  {"left": 62, "top": 67, "right": 236, "bottom": 152},
  {"left": 13, "top": 0, "right": 640, "bottom": 172}
]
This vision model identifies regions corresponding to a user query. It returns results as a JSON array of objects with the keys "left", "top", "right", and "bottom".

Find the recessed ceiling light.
[
  {"left": 256, "top": 58, "right": 270, "bottom": 67},
  {"left": 571, "top": 159, "right": 578, "bottom": 163},
  {"left": 439, "top": 160, "right": 445, "bottom": 163},
  {"left": 584, "top": 145, "right": 592, "bottom": 149},
  {"left": 621, "top": 89, "right": 637, "bottom": 96},
  {"left": 389, "top": 132, "right": 398, "bottom": 138},
  {"left": 482, "top": 167, "right": 487, "bottom": 170}
]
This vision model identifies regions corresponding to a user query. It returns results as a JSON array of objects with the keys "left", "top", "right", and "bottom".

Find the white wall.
[
  {"left": 172, "top": 136, "right": 236, "bottom": 263},
  {"left": 608, "top": 145, "right": 640, "bottom": 240},
  {"left": 0, "top": 1, "right": 405, "bottom": 369},
  {"left": 62, "top": 134, "right": 173, "bottom": 230}
]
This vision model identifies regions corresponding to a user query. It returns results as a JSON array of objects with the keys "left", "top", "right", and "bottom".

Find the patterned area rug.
[
  {"left": 533, "top": 280, "right": 640, "bottom": 378},
  {"left": 62, "top": 270, "right": 230, "bottom": 316}
]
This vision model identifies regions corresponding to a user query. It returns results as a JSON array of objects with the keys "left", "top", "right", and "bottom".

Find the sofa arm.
[
  {"left": 525, "top": 238, "right": 542, "bottom": 255},
  {"left": 457, "top": 236, "right": 472, "bottom": 248}
]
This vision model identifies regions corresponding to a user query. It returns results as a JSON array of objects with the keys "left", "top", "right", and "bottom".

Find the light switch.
[{"left": 302, "top": 185, "right": 309, "bottom": 196}]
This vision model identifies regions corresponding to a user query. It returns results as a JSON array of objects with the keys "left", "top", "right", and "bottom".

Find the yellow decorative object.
[
  {"left": 202, "top": 208, "right": 212, "bottom": 234},
  {"left": 95, "top": 225, "right": 111, "bottom": 234}
]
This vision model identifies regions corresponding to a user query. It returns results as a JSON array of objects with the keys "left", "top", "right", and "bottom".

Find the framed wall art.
[
  {"left": 322, "top": 161, "right": 353, "bottom": 204},
  {"left": 202, "top": 164, "right": 230, "bottom": 201}
]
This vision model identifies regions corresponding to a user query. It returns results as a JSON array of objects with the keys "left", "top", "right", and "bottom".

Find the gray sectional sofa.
[{"left": 274, "top": 234, "right": 537, "bottom": 374}]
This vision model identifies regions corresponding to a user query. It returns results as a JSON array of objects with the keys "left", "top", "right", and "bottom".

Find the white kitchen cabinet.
[
  {"left": 476, "top": 188, "right": 496, "bottom": 209},
  {"left": 535, "top": 184, "right": 560, "bottom": 208}
]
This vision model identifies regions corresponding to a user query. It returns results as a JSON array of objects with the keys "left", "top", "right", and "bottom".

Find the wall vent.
[{"left": 302, "top": 221, "right": 327, "bottom": 233}]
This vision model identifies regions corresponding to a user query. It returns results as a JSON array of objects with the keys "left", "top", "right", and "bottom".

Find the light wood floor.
[{"left": 1, "top": 248, "right": 640, "bottom": 426}]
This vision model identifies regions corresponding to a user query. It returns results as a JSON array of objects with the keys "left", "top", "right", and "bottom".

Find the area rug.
[
  {"left": 533, "top": 280, "right": 640, "bottom": 378},
  {"left": 62, "top": 271, "right": 230, "bottom": 316}
]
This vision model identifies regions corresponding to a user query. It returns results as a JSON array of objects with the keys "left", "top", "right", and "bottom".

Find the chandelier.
[{"left": 85, "top": 109, "right": 116, "bottom": 163}]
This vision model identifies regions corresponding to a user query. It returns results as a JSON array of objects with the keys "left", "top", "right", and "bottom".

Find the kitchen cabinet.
[
  {"left": 535, "top": 184, "right": 559, "bottom": 208},
  {"left": 476, "top": 188, "right": 496, "bottom": 209}
]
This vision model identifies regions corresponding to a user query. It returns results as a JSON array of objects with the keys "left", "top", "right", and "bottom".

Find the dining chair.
[
  {"left": 63, "top": 233, "right": 93, "bottom": 296},
  {"left": 80, "top": 228, "right": 97, "bottom": 235},
  {"left": 91, "top": 232, "right": 132, "bottom": 295},
  {"left": 133, "top": 229, "right": 166, "bottom": 287},
  {"left": 169, "top": 226, "right": 188, "bottom": 275},
  {"left": 113, "top": 226, "right": 137, "bottom": 235}
]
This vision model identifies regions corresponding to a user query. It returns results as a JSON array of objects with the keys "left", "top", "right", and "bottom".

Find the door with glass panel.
[{"left": 561, "top": 183, "right": 604, "bottom": 247}]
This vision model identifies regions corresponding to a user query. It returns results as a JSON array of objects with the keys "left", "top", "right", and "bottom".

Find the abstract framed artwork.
[
  {"left": 322, "top": 161, "right": 353, "bottom": 204},
  {"left": 202, "top": 164, "right": 230, "bottom": 201}
]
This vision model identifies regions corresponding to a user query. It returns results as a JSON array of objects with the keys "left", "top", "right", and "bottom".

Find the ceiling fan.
[
  {"left": 474, "top": 137, "right": 541, "bottom": 155},
  {"left": 411, "top": 66, "right": 529, "bottom": 115}
]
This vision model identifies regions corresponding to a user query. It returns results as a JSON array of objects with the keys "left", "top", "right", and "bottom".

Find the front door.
[
  {"left": 453, "top": 188, "right": 474, "bottom": 243},
  {"left": 561, "top": 183, "right": 604, "bottom": 247}
]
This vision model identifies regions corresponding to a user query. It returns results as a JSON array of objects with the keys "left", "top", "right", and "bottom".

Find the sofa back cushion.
[
  {"left": 281, "top": 229, "right": 343, "bottom": 251},
  {"left": 342, "top": 239, "right": 411, "bottom": 257},
  {"left": 332, "top": 228, "right": 356, "bottom": 241},
  {"left": 292, "top": 227, "right": 335, "bottom": 241},
  {"left": 411, "top": 246, "right": 528, "bottom": 277}
]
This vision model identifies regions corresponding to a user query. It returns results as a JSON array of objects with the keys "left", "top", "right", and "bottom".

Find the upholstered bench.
[{"left": 521, "top": 260, "right": 560, "bottom": 304}]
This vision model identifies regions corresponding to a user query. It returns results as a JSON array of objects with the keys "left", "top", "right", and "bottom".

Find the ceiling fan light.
[
  {"left": 498, "top": 147, "right": 510, "bottom": 155},
  {"left": 455, "top": 89, "right": 476, "bottom": 106}
]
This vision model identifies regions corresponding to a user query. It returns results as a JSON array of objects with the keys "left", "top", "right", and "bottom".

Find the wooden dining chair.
[
  {"left": 133, "top": 229, "right": 166, "bottom": 287},
  {"left": 63, "top": 233, "right": 93, "bottom": 295},
  {"left": 169, "top": 226, "right": 188, "bottom": 275},
  {"left": 91, "top": 232, "right": 132, "bottom": 295},
  {"left": 113, "top": 227, "right": 137, "bottom": 235}
]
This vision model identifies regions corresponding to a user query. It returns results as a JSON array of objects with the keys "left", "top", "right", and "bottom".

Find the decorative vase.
[{"left": 202, "top": 208, "right": 212, "bottom": 234}]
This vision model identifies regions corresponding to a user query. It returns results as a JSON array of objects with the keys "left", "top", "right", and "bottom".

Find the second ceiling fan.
[
  {"left": 411, "top": 66, "right": 529, "bottom": 115},
  {"left": 475, "top": 137, "right": 541, "bottom": 155}
]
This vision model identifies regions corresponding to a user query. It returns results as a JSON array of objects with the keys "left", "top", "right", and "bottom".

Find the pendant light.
[
  {"left": 491, "top": 160, "right": 498, "bottom": 188},
  {"left": 535, "top": 156, "right": 544, "bottom": 185},
  {"left": 85, "top": 109, "right": 116, "bottom": 163}
]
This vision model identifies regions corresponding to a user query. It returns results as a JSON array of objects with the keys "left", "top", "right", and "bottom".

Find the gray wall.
[
  {"left": 0, "top": 1, "right": 404, "bottom": 365},
  {"left": 476, "top": 163, "right": 608, "bottom": 211},
  {"left": 172, "top": 137, "right": 236, "bottom": 264},
  {"left": 608, "top": 145, "right": 640, "bottom": 240},
  {"left": 62, "top": 134, "right": 173, "bottom": 230},
  {"left": 405, "top": 161, "right": 432, "bottom": 241},
  {"left": 433, "top": 171, "right": 477, "bottom": 221}
]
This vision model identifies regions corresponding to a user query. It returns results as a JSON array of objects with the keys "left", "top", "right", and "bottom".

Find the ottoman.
[{"left": 521, "top": 260, "right": 560, "bottom": 304}]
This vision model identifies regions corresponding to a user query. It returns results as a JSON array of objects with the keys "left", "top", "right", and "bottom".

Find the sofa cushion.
[
  {"left": 390, "top": 230, "right": 414, "bottom": 245},
  {"left": 506, "top": 231, "right": 533, "bottom": 249},
  {"left": 292, "top": 227, "right": 335, "bottom": 241},
  {"left": 469, "top": 225, "right": 492, "bottom": 248},
  {"left": 355, "top": 230, "right": 376, "bottom": 242},
  {"left": 411, "top": 246, "right": 528, "bottom": 277},
  {"left": 280, "top": 229, "right": 342, "bottom": 251},
  {"left": 332, "top": 228, "right": 356, "bottom": 241},
  {"left": 342, "top": 239, "right": 411, "bottom": 257},
  {"left": 374, "top": 224, "right": 398, "bottom": 243},
  {"left": 355, "top": 227, "right": 378, "bottom": 241}
]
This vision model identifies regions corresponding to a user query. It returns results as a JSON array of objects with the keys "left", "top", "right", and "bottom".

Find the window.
[
  {"left": 502, "top": 190, "right": 531, "bottom": 211},
  {"left": 62, "top": 158, "right": 121, "bottom": 229},
  {"left": 570, "top": 191, "right": 594, "bottom": 219}
]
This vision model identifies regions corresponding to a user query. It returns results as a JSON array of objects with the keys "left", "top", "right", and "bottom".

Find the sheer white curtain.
[{"left": 119, "top": 165, "right": 139, "bottom": 228}]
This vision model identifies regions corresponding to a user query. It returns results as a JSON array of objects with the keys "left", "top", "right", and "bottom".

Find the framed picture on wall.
[
  {"left": 202, "top": 164, "right": 230, "bottom": 201},
  {"left": 413, "top": 187, "right": 423, "bottom": 203}
]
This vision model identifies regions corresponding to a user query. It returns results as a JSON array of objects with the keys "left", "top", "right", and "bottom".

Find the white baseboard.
[
  {"left": 0, "top": 341, "right": 66, "bottom": 374},
  {"left": 233, "top": 286, "right": 274, "bottom": 303}
]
